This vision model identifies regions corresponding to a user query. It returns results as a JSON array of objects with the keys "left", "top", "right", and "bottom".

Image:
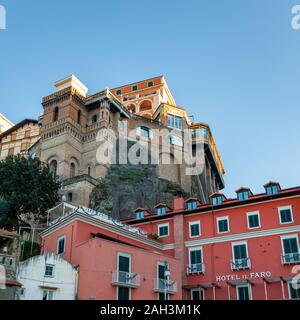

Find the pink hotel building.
[{"left": 41, "top": 182, "right": 300, "bottom": 300}]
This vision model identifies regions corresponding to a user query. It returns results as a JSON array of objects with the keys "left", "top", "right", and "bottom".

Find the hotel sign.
[{"left": 216, "top": 271, "right": 272, "bottom": 282}]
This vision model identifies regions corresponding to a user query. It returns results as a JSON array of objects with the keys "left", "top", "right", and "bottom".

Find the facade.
[
  {"left": 0, "top": 113, "right": 13, "bottom": 134},
  {"left": 0, "top": 119, "right": 41, "bottom": 160},
  {"left": 0, "top": 229, "right": 22, "bottom": 300},
  {"left": 125, "top": 182, "right": 300, "bottom": 300},
  {"left": 37, "top": 75, "right": 224, "bottom": 210},
  {"left": 17, "top": 253, "right": 77, "bottom": 300},
  {"left": 40, "top": 203, "right": 182, "bottom": 300}
]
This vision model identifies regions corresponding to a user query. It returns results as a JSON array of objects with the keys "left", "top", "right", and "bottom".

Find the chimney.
[{"left": 173, "top": 196, "right": 185, "bottom": 211}]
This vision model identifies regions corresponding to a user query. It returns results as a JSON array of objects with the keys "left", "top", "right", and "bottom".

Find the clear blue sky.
[{"left": 0, "top": 0, "right": 300, "bottom": 197}]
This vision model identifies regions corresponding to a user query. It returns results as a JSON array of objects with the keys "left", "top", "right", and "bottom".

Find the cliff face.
[{"left": 89, "top": 164, "right": 189, "bottom": 220}]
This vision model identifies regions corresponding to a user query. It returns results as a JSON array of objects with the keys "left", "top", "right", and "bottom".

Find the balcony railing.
[
  {"left": 281, "top": 253, "right": 300, "bottom": 265},
  {"left": 0, "top": 254, "right": 16, "bottom": 271},
  {"left": 186, "top": 263, "right": 205, "bottom": 275},
  {"left": 231, "top": 258, "right": 251, "bottom": 270},
  {"left": 153, "top": 278, "right": 177, "bottom": 294},
  {"left": 112, "top": 271, "right": 140, "bottom": 288}
]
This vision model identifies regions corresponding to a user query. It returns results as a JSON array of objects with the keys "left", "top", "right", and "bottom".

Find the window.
[
  {"left": 116, "top": 89, "right": 122, "bottom": 95},
  {"left": 19, "top": 288, "right": 26, "bottom": 297},
  {"left": 139, "top": 126, "right": 151, "bottom": 138},
  {"left": 157, "top": 263, "right": 169, "bottom": 301},
  {"left": 11, "top": 133, "right": 17, "bottom": 141},
  {"left": 191, "top": 288, "right": 205, "bottom": 300},
  {"left": 70, "top": 162, "right": 76, "bottom": 178},
  {"left": 49, "top": 160, "right": 57, "bottom": 176},
  {"left": 158, "top": 223, "right": 169, "bottom": 237},
  {"left": 45, "top": 265, "right": 54, "bottom": 277},
  {"left": 117, "top": 254, "right": 131, "bottom": 300},
  {"left": 87, "top": 166, "right": 91, "bottom": 175},
  {"left": 77, "top": 110, "right": 81, "bottom": 125},
  {"left": 136, "top": 210, "right": 144, "bottom": 219},
  {"left": 288, "top": 281, "right": 300, "bottom": 299},
  {"left": 8, "top": 147, "right": 14, "bottom": 156},
  {"left": 91, "top": 115, "right": 98, "bottom": 123},
  {"left": 67, "top": 192, "right": 73, "bottom": 202},
  {"left": 119, "top": 121, "right": 125, "bottom": 132},
  {"left": 232, "top": 242, "right": 250, "bottom": 269},
  {"left": 212, "top": 196, "right": 223, "bottom": 206},
  {"left": 25, "top": 129, "right": 31, "bottom": 138},
  {"left": 42, "top": 290, "right": 54, "bottom": 300},
  {"left": 186, "top": 200, "right": 197, "bottom": 210},
  {"left": 281, "top": 235, "right": 300, "bottom": 264},
  {"left": 132, "top": 85, "right": 138, "bottom": 91},
  {"left": 168, "top": 135, "right": 183, "bottom": 147},
  {"left": 156, "top": 206, "right": 166, "bottom": 216},
  {"left": 57, "top": 235, "right": 65, "bottom": 255},
  {"left": 53, "top": 107, "right": 59, "bottom": 122},
  {"left": 148, "top": 81, "right": 154, "bottom": 87},
  {"left": 237, "top": 191, "right": 249, "bottom": 201},
  {"left": 278, "top": 206, "right": 293, "bottom": 224},
  {"left": 167, "top": 114, "right": 183, "bottom": 130},
  {"left": 189, "top": 221, "right": 201, "bottom": 237},
  {"left": 236, "top": 285, "right": 251, "bottom": 300},
  {"left": 217, "top": 217, "right": 229, "bottom": 233},
  {"left": 265, "top": 184, "right": 279, "bottom": 195},
  {"left": 247, "top": 211, "right": 261, "bottom": 229},
  {"left": 188, "top": 247, "right": 204, "bottom": 273}
]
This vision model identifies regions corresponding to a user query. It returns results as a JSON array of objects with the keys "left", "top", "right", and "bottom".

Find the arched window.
[
  {"left": 53, "top": 107, "right": 59, "bottom": 122},
  {"left": 92, "top": 115, "right": 98, "bottom": 124},
  {"left": 127, "top": 104, "right": 136, "bottom": 113},
  {"left": 87, "top": 166, "right": 91, "bottom": 176},
  {"left": 68, "top": 193, "right": 73, "bottom": 202},
  {"left": 49, "top": 160, "right": 57, "bottom": 176},
  {"left": 77, "top": 110, "right": 81, "bottom": 125},
  {"left": 139, "top": 100, "right": 152, "bottom": 112},
  {"left": 70, "top": 163, "right": 76, "bottom": 178}
]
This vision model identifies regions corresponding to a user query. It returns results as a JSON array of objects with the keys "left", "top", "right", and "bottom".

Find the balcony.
[
  {"left": 153, "top": 278, "right": 177, "bottom": 294},
  {"left": 231, "top": 258, "right": 251, "bottom": 270},
  {"left": 186, "top": 263, "right": 205, "bottom": 275},
  {"left": 0, "top": 254, "right": 16, "bottom": 272},
  {"left": 112, "top": 271, "right": 140, "bottom": 288},
  {"left": 281, "top": 253, "right": 300, "bottom": 265}
]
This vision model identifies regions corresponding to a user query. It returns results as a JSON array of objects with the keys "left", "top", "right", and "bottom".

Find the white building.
[{"left": 17, "top": 253, "right": 77, "bottom": 300}]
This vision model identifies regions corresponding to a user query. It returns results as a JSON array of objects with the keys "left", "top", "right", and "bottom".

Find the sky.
[{"left": 0, "top": 0, "right": 300, "bottom": 197}]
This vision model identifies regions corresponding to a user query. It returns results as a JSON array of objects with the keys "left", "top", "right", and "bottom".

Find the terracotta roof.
[{"left": 0, "top": 228, "right": 18, "bottom": 237}]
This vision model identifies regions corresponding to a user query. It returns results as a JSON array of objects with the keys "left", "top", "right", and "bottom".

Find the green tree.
[{"left": 0, "top": 155, "right": 61, "bottom": 228}]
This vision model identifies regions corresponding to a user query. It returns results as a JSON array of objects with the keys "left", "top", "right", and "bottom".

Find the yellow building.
[
  {"left": 0, "top": 119, "right": 41, "bottom": 160},
  {"left": 0, "top": 113, "right": 13, "bottom": 134}
]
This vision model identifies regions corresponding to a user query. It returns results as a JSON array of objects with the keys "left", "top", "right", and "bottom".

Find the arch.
[
  {"left": 77, "top": 110, "right": 81, "bottom": 125},
  {"left": 53, "top": 107, "right": 59, "bottom": 122},
  {"left": 139, "top": 100, "right": 152, "bottom": 112},
  {"left": 91, "top": 114, "right": 98, "bottom": 124},
  {"left": 126, "top": 104, "right": 136, "bottom": 113},
  {"left": 70, "top": 162, "right": 76, "bottom": 178},
  {"left": 67, "top": 192, "right": 73, "bottom": 202},
  {"left": 49, "top": 160, "right": 58, "bottom": 176}
]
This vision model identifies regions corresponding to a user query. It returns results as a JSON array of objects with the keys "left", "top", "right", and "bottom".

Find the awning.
[
  {"left": 226, "top": 279, "right": 254, "bottom": 287},
  {"left": 5, "top": 279, "right": 23, "bottom": 287},
  {"left": 39, "top": 285, "right": 58, "bottom": 290},
  {"left": 263, "top": 276, "right": 294, "bottom": 283},
  {"left": 183, "top": 282, "right": 221, "bottom": 289}
]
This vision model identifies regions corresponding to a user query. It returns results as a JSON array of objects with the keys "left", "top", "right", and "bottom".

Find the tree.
[{"left": 0, "top": 155, "right": 61, "bottom": 228}]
